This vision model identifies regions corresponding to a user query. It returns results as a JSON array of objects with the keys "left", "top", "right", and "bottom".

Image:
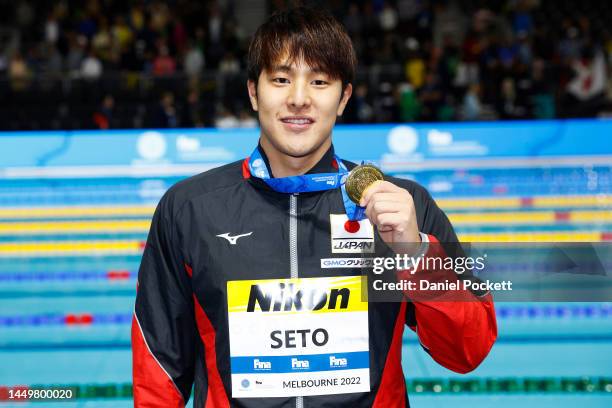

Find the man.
[{"left": 132, "top": 7, "right": 497, "bottom": 407}]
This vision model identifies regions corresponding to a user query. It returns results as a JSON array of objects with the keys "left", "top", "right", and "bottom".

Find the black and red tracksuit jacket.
[{"left": 132, "top": 144, "right": 497, "bottom": 407}]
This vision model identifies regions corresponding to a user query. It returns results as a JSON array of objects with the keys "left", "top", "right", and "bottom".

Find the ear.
[
  {"left": 336, "top": 83, "right": 353, "bottom": 116},
  {"left": 247, "top": 80, "right": 258, "bottom": 111}
]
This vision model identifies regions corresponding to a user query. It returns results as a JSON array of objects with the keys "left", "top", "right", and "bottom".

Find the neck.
[{"left": 260, "top": 138, "right": 331, "bottom": 178}]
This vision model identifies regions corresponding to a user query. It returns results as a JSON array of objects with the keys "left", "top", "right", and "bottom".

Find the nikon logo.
[{"left": 246, "top": 283, "right": 350, "bottom": 312}]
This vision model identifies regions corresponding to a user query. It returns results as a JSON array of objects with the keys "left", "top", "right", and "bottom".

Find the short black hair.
[{"left": 247, "top": 6, "right": 357, "bottom": 88}]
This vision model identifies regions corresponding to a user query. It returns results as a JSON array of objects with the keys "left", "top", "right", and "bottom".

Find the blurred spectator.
[
  {"left": 239, "top": 110, "right": 258, "bottom": 128},
  {"left": 531, "top": 58, "right": 555, "bottom": 119},
  {"left": 419, "top": 72, "right": 445, "bottom": 121},
  {"left": 154, "top": 92, "right": 179, "bottom": 128},
  {"left": 80, "top": 50, "right": 103, "bottom": 79},
  {"left": 219, "top": 52, "right": 240, "bottom": 75},
  {"left": 150, "top": 3, "right": 170, "bottom": 33},
  {"left": 77, "top": 10, "right": 98, "bottom": 40},
  {"left": 93, "top": 95, "right": 115, "bottom": 129},
  {"left": 462, "top": 83, "right": 483, "bottom": 120},
  {"left": 398, "top": 83, "right": 420, "bottom": 122},
  {"left": 41, "top": 44, "right": 63, "bottom": 76},
  {"left": 2, "top": 0, "right": 612, "bottom": 130},
  {"left": 152, "top": 45, "right": 177, "bottom": 76},
  {"left": 45, "top": 12, "right": 59, "bottom": 45},
  {"left": 184, "top": 42, "right": 205, "bottom": 77},
  {"left": 437, "top": 39, "right": 461, "bottom": 92},
  {"left": 344, "top": 3, "right": 363, "bottom": 36},
  {"left": 511, "top": 1, "right": 534, "bottom": 36},
  {"left": 558, "top": 20, "right": 582, "bottom": 61},
  {"left": 397, "top": 0, "right": 421, "bottom": 26},
  {"left": 184, "top": 89, "right": 205, "bottom": 128},
  {"left": 433, "top": 1, "right": 466, "bottom": 48},
  {"left": 215, "top": 105, "right": 240, "bottom": 128},
  {"left": 120, "top": 39, "right": 145, "bottom": 72},
  {"left": 563, "top": 46, "right": 607, "bottom": 117},
  {"left": 497, "top": 78, "right": 528, "bottom": 119},
  {"left": 8, "top": 52, "right": 31, "bottom": 90},
  {"left": 345, "top": 83, "right": 374, "bottom": 123},
  {"left": 66, "top": 35, "right": 86, "bottom": 73},
  {"left": 207, "top": 2, "right": 225, "bottom": 67},
  {"left": 130, "top": 4, "right": 145, "bottom": 32},
  {"left": 112, "top": 16, "right": 133, "bottom": 52},
  {"left": 15, "top": 1, "right": 34, "bottom": 31},
  {"left": 405, "top": 40, "right": 426, "bottom": 89},
  {"left": 516, "top": 33, "right": 533, "bottom": 66},
  {"left": 379, "top": 2, "right": 398, "bottom": 32},
  {"left": 172, "top": 17, "right": 189, "bottom": 55}
]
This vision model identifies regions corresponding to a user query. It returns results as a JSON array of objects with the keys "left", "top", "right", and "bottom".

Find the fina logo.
[
  {"left": 387, "top": 126, "right": 419, "bottom": 155},
  {"left": 176, "top": 134, "right": 200, "bottom": 152},
  {"left": 291, "top": 358, "right": 309, "bottom": 369},
  {"left": 329, "top": 355, "right": 348, "bottom": 368},
  {"left": 253, "top": 359, "right": 272, "bottom": 370},
  {"left": 427, "top": 129, "right": 453, "bottom": 146},
  {"left": 137, "top": 131, "right": 167, "bottom": 161}
]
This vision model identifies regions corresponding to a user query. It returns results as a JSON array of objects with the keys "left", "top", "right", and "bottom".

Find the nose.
[{"left": 286, "top": 80, "right": 311, "bottom": 109}]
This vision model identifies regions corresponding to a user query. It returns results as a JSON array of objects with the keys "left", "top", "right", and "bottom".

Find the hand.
[{"left": 360, "top": 180, "right": 421, "bottom": 255}]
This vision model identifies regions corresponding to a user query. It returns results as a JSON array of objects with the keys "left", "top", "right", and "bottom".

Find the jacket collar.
[{"left": 244, "top": 142, "right": 340, "bottom": 192}]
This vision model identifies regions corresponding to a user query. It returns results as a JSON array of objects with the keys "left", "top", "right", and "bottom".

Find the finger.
[
  {"left": 360, "top": 181, "right": 404, "bottom": 206},
  {"left": 365, "top": 193, "right": 407, "bottom": 222},
  {"left": 365, "top": 200, "right": 403, "bottom": 223},
  {"left": 360, "top": 180, "right": 385, "bottom": 207},
  {"left": 364, "top": 199, "right": 384, "bottom": 223},
  {"left": 374, "top": 212, "right": 405, "bottom": 231},
  {"left": 378, "top": 225, "right": 394, "bottom": 232},
  {"left": 367, "top": 192, "right": 408, "bottom": 205}
]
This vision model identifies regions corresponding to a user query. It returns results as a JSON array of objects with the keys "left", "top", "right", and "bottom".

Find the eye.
[
  {"left": 272, "top": 77, "right": 290, "bottom": 84},
  {"left": 312, "top": 79, "right": 329, "bottom": 86}
]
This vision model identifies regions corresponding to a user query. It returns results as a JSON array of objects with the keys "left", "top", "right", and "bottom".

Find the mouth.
[{"left": 280, "top": 116, "right": 315, "bottom": 131}]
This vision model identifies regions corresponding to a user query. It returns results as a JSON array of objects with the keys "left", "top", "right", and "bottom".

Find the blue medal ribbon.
[{"left": 248, "top": 147, "right": 366, "bottom": 221}]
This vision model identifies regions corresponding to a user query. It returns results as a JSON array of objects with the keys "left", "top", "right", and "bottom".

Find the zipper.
[
  {"left": 289, "top": 193, "right": 299, "bottom": 280},
  {"left": 289, "top": 193, "right": 303, "bottom": 408}
]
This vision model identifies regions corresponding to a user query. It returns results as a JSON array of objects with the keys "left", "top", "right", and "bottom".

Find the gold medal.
[{"left": 345, "top": 164, "right": 384, "bottom": 204}]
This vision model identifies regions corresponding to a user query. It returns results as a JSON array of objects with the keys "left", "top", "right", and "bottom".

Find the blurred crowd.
[{"left": 1, "top": 0, "right": 612, "bottom": 129}]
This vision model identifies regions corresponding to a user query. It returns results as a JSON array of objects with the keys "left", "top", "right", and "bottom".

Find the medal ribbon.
[{"left": 248, "top": 147, "right": 366, "bottom": 221}]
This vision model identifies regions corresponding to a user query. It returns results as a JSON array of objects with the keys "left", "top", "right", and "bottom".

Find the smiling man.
[
  {"left": 132, "top": 7, "right": 497, "bottom": 408},
  {"left": 245, "top": 15, "right": 354, "bottom": 178}
]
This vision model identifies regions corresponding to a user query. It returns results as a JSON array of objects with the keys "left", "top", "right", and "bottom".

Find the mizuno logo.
[{"left": 216, "top": 232, "right": 253, "bottom": 245}]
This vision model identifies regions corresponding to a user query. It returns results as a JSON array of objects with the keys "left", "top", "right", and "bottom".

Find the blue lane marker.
[{"left": 1, "top": 306, "right": 611, "bottom": 328}]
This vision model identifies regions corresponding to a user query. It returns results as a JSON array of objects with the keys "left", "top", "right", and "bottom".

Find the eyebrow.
[
  {"left": 268, "top": 64, "right": 327, "bottom": 75},
  {"left": 269, "top": 64, "right": 292, "bottom": 73}
]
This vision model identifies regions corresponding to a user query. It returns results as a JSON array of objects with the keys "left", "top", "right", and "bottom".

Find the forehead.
[{"left": 264, "top": 52, "right": 327, "bottom": 75}]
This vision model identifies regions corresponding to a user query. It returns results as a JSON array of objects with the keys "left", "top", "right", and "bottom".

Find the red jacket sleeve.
[
  {"left": 132, "top": 192, "right": 196, "bottom": 407},
  {"left": 401, "top": 185, "right": 498, "bottom": 373},
  {"left": 401, "top": 235, "right": 498, "bottom": 374}
]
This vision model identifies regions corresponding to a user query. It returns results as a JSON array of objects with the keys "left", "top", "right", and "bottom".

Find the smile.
[
  {"left": 281, "top": 117, "right": 315, "bottom": 124},
  {"left": 280, "top": 116, "right": 315, "bottom": 132}
]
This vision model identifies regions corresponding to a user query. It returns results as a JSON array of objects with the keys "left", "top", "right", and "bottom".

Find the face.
[{"left": 247, "top": 56, "right": 352, "bottom": 159}]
